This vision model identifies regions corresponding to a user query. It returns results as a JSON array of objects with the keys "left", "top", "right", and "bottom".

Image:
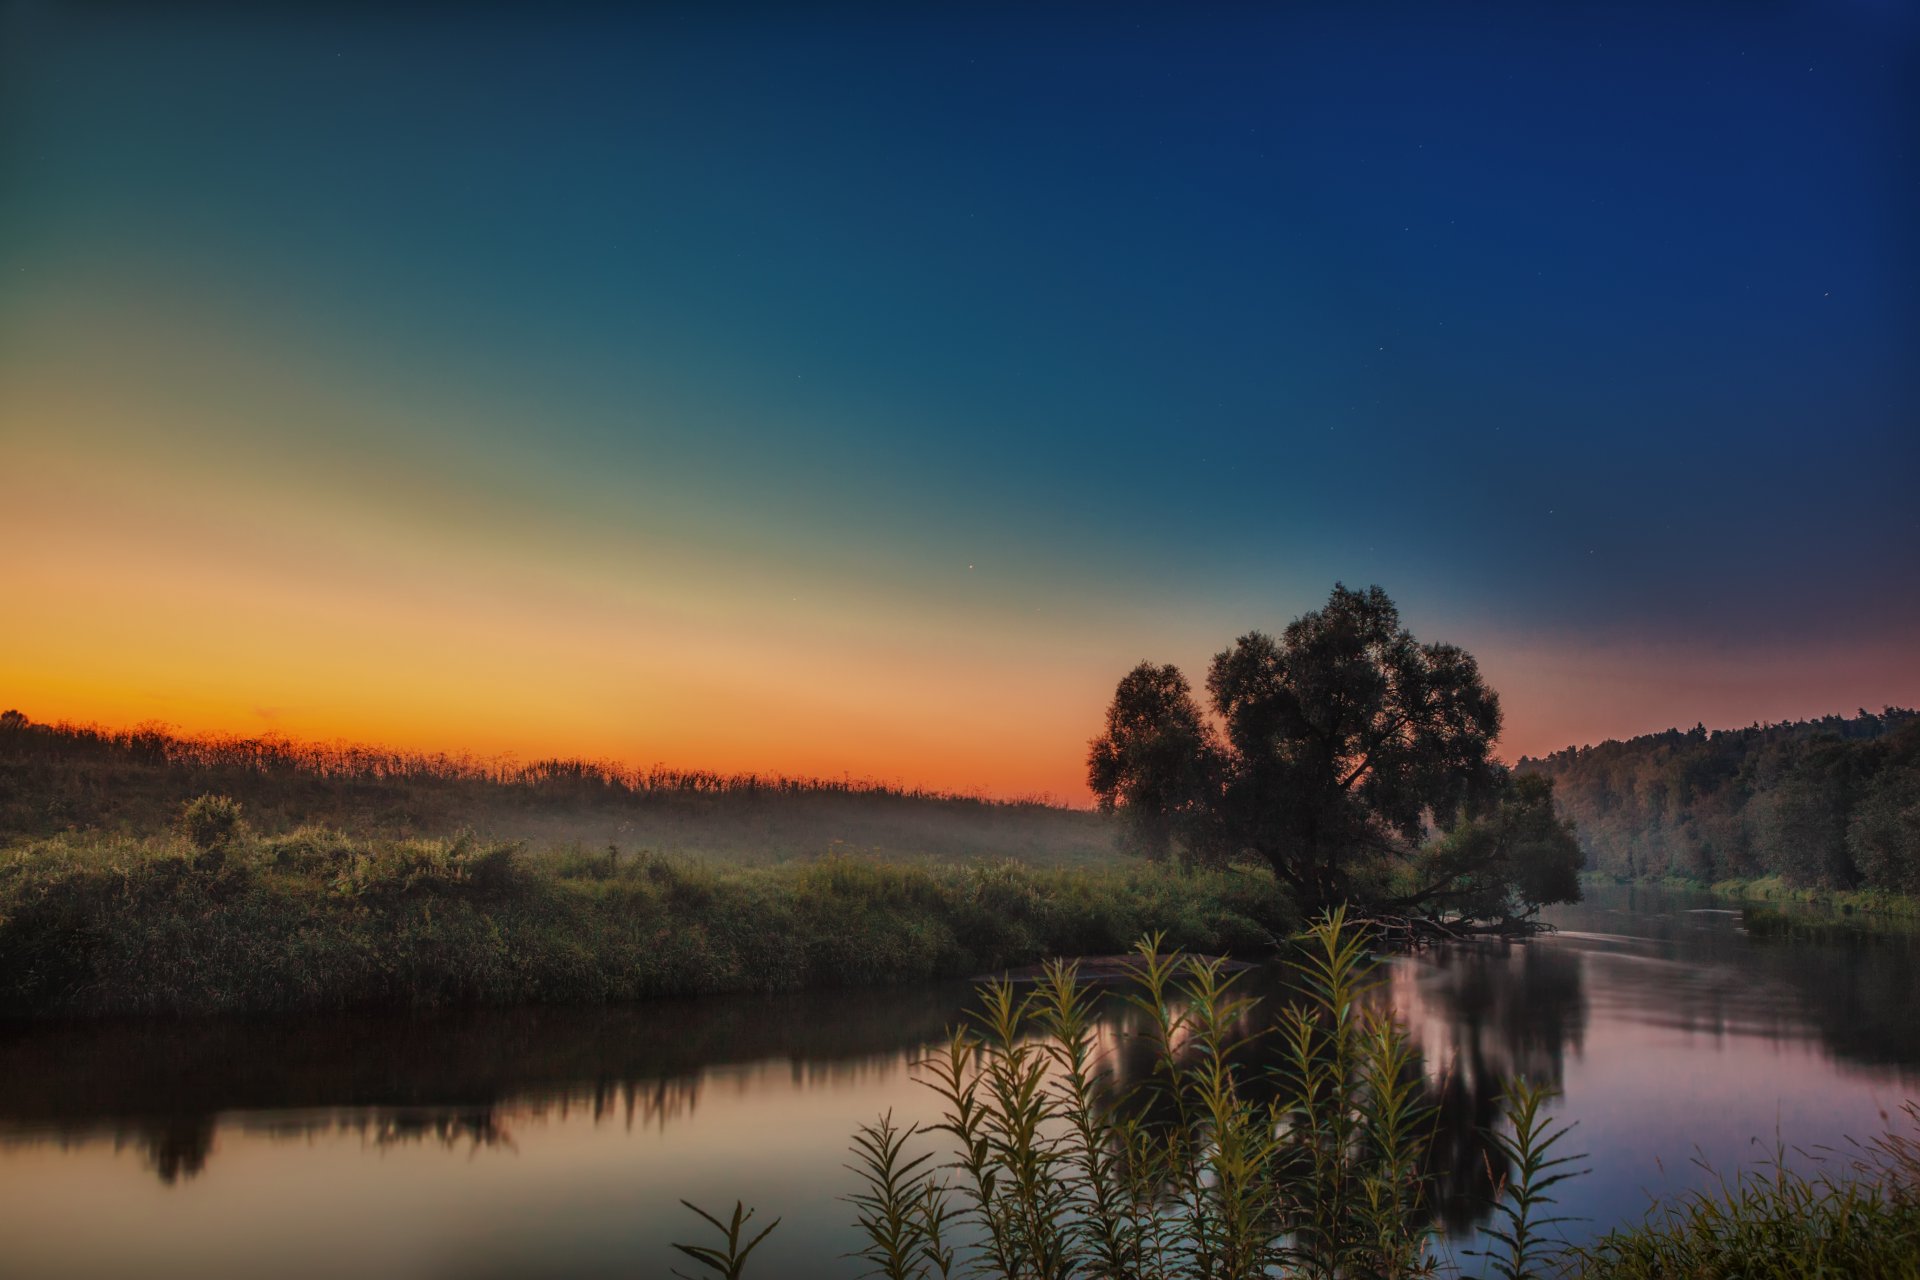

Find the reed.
[
  {"left": 678, "top": 910, "right": 1580, "bottom": 1279},
  {"left": 675, "top": 915, "right": 1920, "bottom": 1278}
]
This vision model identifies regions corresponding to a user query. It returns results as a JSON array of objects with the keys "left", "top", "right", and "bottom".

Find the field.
[
  {"left": 0, "top": 713, "right": 1301, "bottom": 1018},
  {"left": 0, "top": 713, "right": 1117, "bottom": 867}
]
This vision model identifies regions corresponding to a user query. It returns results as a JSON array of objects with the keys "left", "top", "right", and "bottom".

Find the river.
[{"left": 0, "top": 883, "right": 1913, "bottom": 1278}]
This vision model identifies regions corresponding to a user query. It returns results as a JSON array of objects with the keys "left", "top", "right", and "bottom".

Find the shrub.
[
  {"left": 262, "top": 825, "right": 355, "bottom": 873},
  {"left": 459, "top": 840, "right": 529, "bottom": 899},
  {"left": 179, "top": 794, "right": 244, "bottom": 856}
]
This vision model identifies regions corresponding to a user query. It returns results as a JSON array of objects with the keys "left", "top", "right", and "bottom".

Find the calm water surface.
[{"left": 1, "top": 884, "right": 1915, "bottom": 1278}]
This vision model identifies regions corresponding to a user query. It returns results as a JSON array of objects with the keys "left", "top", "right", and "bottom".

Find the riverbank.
[
  {"left": 1584, "top": 871, "right": 1920, "bottom": 918},
  {"left": 0, "top": 827, "right": 1295, "bottom": 1018}
]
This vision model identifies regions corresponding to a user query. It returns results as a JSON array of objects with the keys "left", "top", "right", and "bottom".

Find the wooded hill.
[{"left": 1520, "top": 708, "right": 1920, "bottom": 892}]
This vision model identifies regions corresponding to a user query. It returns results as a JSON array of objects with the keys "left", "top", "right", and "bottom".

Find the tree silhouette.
[{"left": 1089, "top": 584, "right": 1574, "bottom": 917}]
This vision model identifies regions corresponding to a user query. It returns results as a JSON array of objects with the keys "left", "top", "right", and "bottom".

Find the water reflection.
[
  {"left": 0, "top": 885, "right": 1914, "bottom": 1279},
  {"left": 0, "top": 984, "right": 974, "bottom": 1185},
  {"left": 1392, "top": 940, "right": 1587, "bottom": 1234}
]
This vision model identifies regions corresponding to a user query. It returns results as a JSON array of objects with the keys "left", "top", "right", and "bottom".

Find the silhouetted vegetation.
[
  {"left": 0, "top": 710, "right": 1115, "bottom": 867},
  {"left": 1523, "top": 708, "right": 1920, "bottom": 896},
  {"left": 1088, "top": 585, "right": 1582, "bottom": 924},
  {"left": 0, "top": 803, "right": 1296, "bottom": 1018}
]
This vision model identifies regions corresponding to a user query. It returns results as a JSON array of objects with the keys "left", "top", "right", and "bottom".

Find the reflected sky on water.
[{"left": 0, "top": 884, "right": 1914, "bottom": 1279}]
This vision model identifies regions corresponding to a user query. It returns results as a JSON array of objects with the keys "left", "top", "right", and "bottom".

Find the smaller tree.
[{"left": 1085, "top": 663, "right": 1222, "bottom": 864}]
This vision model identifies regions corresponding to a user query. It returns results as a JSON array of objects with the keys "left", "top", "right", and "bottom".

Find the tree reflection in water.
[
  {"left": 1392, "top": 940, "right": 1586, "bottom": 1235},
  {"left": 1060, "top": 939, "right": 1587, "bottom": 1240},
  {"left": 2, "top": 891, "right": 1912, "bottom": 1255},
  {"left": 0, "top": 940, "right": 1596, "bottom": 1237}
]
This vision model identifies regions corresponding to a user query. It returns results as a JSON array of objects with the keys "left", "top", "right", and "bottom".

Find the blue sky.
[{"left": 3, "top": 1, "right": 1915, "bottom": 794}]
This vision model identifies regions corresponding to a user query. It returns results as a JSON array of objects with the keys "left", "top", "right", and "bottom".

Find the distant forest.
[
  {"left": 1521, "top": 708, "right": 1920, "bottom": 893},
  {"left": 0, "top": 711, "right": 1114, "bottom": 867}
]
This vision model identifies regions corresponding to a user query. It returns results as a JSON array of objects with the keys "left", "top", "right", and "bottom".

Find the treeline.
[
  {"left": 1520, "top": 708, "right": 1920, "bottom": 892},
  {"left": 0, "top": 710, "right": 1114, "bottom": 867}
]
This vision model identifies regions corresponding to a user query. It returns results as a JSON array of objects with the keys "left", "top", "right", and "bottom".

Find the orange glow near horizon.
[{"left": 7, "top": 318, "right": 1916, "bottom": 804}]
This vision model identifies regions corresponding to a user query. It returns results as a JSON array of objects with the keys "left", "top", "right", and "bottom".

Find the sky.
[{"left": 2, "top": 1, "right": 1916, "bottom": 800}]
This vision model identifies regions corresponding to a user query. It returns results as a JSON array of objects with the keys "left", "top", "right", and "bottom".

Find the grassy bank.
[
  {"left": 1584, "top": 871, "right": 1920, "bottom": 919},
  {"left": 0, "top": 824, "right": 1295, "bottom": 1019},
  {"left": 1701, "top": 873, "right": 1920, "bottom": 919},
  {"left": 1575, "top": 1132, "right": 1920, "bottom": 1279}
]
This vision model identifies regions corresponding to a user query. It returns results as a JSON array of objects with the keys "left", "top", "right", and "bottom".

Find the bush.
[
  {"left": 178, "top": 794, "right": 244, "bottom": 856},
  {"left": 262, "top": 825, "right": 355, "bottom": 873}
]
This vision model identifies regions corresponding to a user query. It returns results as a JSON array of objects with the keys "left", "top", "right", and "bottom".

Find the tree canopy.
[
  {"left": 1088, "top": 584, "right": 1581, "bottom": 922},
  {"left": 1522, "top": 708, "right": 1920, "bottom": 893}
]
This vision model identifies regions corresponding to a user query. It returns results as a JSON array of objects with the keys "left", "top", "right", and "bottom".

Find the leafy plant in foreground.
[
  {"left": 671, "top": 916, "right": 1918, "bottom": 1278},
  {"left": 670, "top": 1201, "right": 780, "bottom": 1280},
  {"left": 678, "top": 909, "right": 1476, "bottom": 1278},
  {"left": 1471, "top": 1078, "right": 1584, "bottom": 1280}
]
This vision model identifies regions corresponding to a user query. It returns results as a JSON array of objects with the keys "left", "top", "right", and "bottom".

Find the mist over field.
[{"left": 3, "top": 1, "right": 1916, "bottom": 1277}]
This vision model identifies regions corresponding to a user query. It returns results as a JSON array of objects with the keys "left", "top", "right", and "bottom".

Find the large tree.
[{"left": 1088, "top": 584, "right": 1576, "bottom": 919}]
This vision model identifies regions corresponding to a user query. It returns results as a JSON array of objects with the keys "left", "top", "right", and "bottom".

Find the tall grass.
[
  {"left": 0, "top": 810, "right": 1294, "bottom": 1017},
  {"left": 1573, "top": 1107, "right": 1920, "bottom": 1278}
]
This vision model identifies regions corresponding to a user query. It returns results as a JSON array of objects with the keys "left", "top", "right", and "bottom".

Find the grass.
[
  {"left": 1574, "top": 1115, "right": 1920, "bottom": 1279},
  {"left": 1702, "top": 875, "right": 1920, "bottom": 921},
  {"left": 0, "top": 813, "right": 1297, "bottom": 1018},
  {"left": 1583, "top": 871, "right": 1920, "bottom": 928},
  {"left": 672, "top": 913, "right": 1920, "bottom": 1280}
]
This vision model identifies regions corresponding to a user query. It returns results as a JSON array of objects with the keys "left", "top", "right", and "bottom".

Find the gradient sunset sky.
[{"left": 3, "top": 1, "right": 1916, "bottom": 800}]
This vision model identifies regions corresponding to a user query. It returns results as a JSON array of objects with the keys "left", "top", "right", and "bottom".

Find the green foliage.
[
  {"left": 261, "top": 824, "right": 356, "bottom": 873},
  {"left": 1472, "top": 1078, "right": 1585, "bottom": 1280},
  {"left": 845, "top": 1112, "right": 957, "bottom": 1280},
  {"left": 670, "top": 1201, "right": 780, "bottom": 1280},
  {"left": 1847, "top": 770, "right": 1920, "bottom": 896},
  {"left": 678, "top": 910, "right": 1619, "bottom": 1279},
  {"left": 178, "top": 794, "right": 244, "bottom": 856},
  {"left": 1574, "top": 1136, "right": 1920, "bottom": 1279},
  {"left": 326, "top": 835, "right": 530, "bottom": 900},
  {"left": 0, "top": 831, "right": 1297, "bottom": 1017},
  {"left": 1087, "top": 663, "right": 1222, "bottom": 863},
  {"left": 675, "top": 919, "right": 1920, "bottom": 1279},
  {"left": 1526, "top": 708, "right": 1920, "bottom": 893},
  {"left": 1410, "top": 775, "right": 1584, "bottom": 924}
]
